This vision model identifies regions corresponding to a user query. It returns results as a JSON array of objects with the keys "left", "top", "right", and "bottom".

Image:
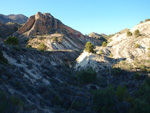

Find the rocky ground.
[{"left": 0, "top": 43, "right": 95, "bottom": 113}]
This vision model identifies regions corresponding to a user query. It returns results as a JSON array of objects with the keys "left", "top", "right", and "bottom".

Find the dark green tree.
[
  {"left": 4, "top": 36, "right": 19, "bottom": 45},
  {"left": 84, "top": 41, "right": 94, "bottom": 53}
]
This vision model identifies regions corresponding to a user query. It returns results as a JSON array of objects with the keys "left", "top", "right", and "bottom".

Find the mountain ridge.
[{"left": 0, "top": 14, "right": 28, "bottom": 24}]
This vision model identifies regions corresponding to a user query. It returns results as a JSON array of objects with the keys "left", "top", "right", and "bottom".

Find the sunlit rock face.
[{"left": 17, "top": 12, "right": 84, "bottom": 37}]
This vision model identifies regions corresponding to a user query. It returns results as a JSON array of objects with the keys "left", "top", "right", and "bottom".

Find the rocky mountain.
[
  {"left": 17, "top": 12, "right": 83, "bottom": 37},
  {"left": 0, "top": 14, "right": 28, "bottom": 24},
  {"left": 15, "top": 12, "right": 102, "bottom": 51}
]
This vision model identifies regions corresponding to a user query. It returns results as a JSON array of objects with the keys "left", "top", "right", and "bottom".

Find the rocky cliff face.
[
  {"left": 0, "top": 14, "right": 28, "bottom": 24},
  {"left": 16, "top": 12, "right": 102, "bottom": 51},
  {"left": 17, "top": 12, "right": 84, "bottom": 37}
]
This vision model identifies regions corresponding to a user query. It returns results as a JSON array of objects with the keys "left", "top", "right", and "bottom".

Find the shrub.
[
  {"left": 131, "top": 98, "right": 150, "bottom": 113},
  {"left": 52, "top": 37, "right": 57, "bottom": 42},
  {"left": 102, "top": 41, "right": 107, "bottom": 47},
  {"left": 57, "top": 37, "right": 62, "bottom": 44},
  {"left": 99, "top": 50, "right": 103, "bottom": 55},
  {"left": 144, "top": 77, "right": 150, "bottom": 86},
  {"left": 0, "top": 51, "right": 8, "bottom": 64},
  {"left": 134, "top": 29, "right": 140, "bottom": 37},
  {"left": 38, "top": 36, "right": 45, "bottom": 40},
  {"left": 140, "top": 21, "right": 143, "bottom": 23},
  {"left": 131, "top": 84, "right": 150, "bottom": 113},
  {"left": 110, "top": 53, "right": 113, "bottom": 57},
  {"left": 145, "top": 18, "right": 150, "bottom": 22},
  {"left": 52, "top": 37, "right": 62, "bottom": 44},
  {"left": 135, "top": 44, "right": 140, "bottom": 48},
  {"left": 4, "top": 36, "right": 19, "bottom": 45},
  {"left": 139, "top": 64, "right": 147, "bottom": 72},
  {"left": 56, "top": 31, "right": 59, "bottom": 34},
  {"left": 93, "top": 86, "right": 116, "bottom": 113},
  {"left": 133, "top": 72, "right": 141, "bottom": 81},
  {"left": 76, "top": 67, "right": 97, "bottom": 84},
  {"left": 111, "top": 68, "right": 122, "bottom": 76},
  {"left": 116, "top": 85, "right": 129, "bottom": 102},
  {"left": 126, "top": 31, "right": 132, "bottom": 37},
  {"left": 84, "top": 41, "right": 94, "bottom": 53},
  {"left": 0, "top": 91, "right": 24, "bottom": 113},
  {"left": 26, "top": 44, "right": 32, "bottom": 48},
  {"left": 37, "top": 43, "right": 47, "bottom": 51}
]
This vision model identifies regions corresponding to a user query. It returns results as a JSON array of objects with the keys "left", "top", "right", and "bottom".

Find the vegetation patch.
[
  {"left": 126, "top": 31, "right": 132, "bottom": 37},
  {"left": 102, "top": 41, "right": 107, "bottom": 47},
  {"left": 37, "top": 43, "right": 47, "bottom": 51},
  {"left": 134, "top": 29, "right": 140, "bottom": 37},
  {"left": 111, "top": 67, "right": 122, "bottom": 76},
  {"left": 98, "top": 50, "right": 103, "bottom": 55},
  {"left": 92, "top": 86, "right": 116, "bottom": 113},
  {"left": 130, "top": 79, "right": 150, "bottom": 113},
  {"left": 116, "top": 85, "right": 131, "bottom": 102},
  {"left": 145, "top": 18, "right": 150, "bottom": 22},
  {"left": 109, "top": 53, "right": 113, "bottom": 57},
  {"left": 135, "top": 43, "right": 140, "bottom": 48},
  {"left": 0, "top": 91, "right": 24, "bottom": 113},
  {"left": 76, "top": 67, "right": 97, "bottom": 84},
  {"left": 133, "top": 72, "right": 141, "bottom": 81},
  {"left": 26, "top": 44, "right": 32, "bottom": 48},
  {"left": 52, "top": 37, "right": 57, "bottom": 42},
  {"left": 38, "top": 36, "right": 45, "bottom": 40},
  {"left": 84, "top": 41, "right": 94, "bottom": 53},
  {"left": 4, "top": 36, "right": 19, "bottom": 45},
  {"left": 0, "top": 50, "right": 8, "bottom": 64},
  {"left": 52, "top": 37, "right": 62, "bottom": 44}
]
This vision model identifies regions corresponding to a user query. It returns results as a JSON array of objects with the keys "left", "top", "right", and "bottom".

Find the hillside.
[
  {"left": 0, "top": 12, "right": 150, "bottom": 113},
  {"left": 0, "top": 22, "right": 21, "bottom": 39},
  {"left": 108, "top": 21, "right": 150, "bottom": 60},
  {"left": 76, "top": 21, "right": 150, "bottom": 70},
  {"left": 15, "top": 12, "right": 102, "bottom": 51},
  {"left": 0, "top": 14, "right": 28, "bottom": 24}
]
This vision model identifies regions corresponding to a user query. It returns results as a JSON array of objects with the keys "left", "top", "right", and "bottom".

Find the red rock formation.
[{"left": 17, "top": 12, "right": 84, "bottom": 38}]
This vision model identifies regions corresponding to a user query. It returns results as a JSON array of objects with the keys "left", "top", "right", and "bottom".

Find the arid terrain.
[{"left": 0, "top": 12, "right": 150, "bottom": 113}]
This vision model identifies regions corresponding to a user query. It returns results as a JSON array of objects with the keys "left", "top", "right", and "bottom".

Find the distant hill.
[
  {"left": 0, "top": 22, "right": 21, "bottom": 38},
  {"left": 88, "top": 32, "right": 112, "bottom": 41},
  {"left": 88, "top": 32, "right": 106, "bottom": 39},
  {"left": 0, "top": 14, "right": 28, "bottom": 24}
]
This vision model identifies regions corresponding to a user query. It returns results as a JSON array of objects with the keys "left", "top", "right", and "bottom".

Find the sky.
[{"left": 0, "top": 0, "right": 150, "bottom": 35}]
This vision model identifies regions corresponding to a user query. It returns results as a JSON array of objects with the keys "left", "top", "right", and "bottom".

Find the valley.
[{"left": 0, "top": 12, "right": 150, "bottom": 113}]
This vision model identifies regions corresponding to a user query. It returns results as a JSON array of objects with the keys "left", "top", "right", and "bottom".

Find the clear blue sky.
[{"left": 0, "top": 0, "right": 150, "bottom": 35}]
